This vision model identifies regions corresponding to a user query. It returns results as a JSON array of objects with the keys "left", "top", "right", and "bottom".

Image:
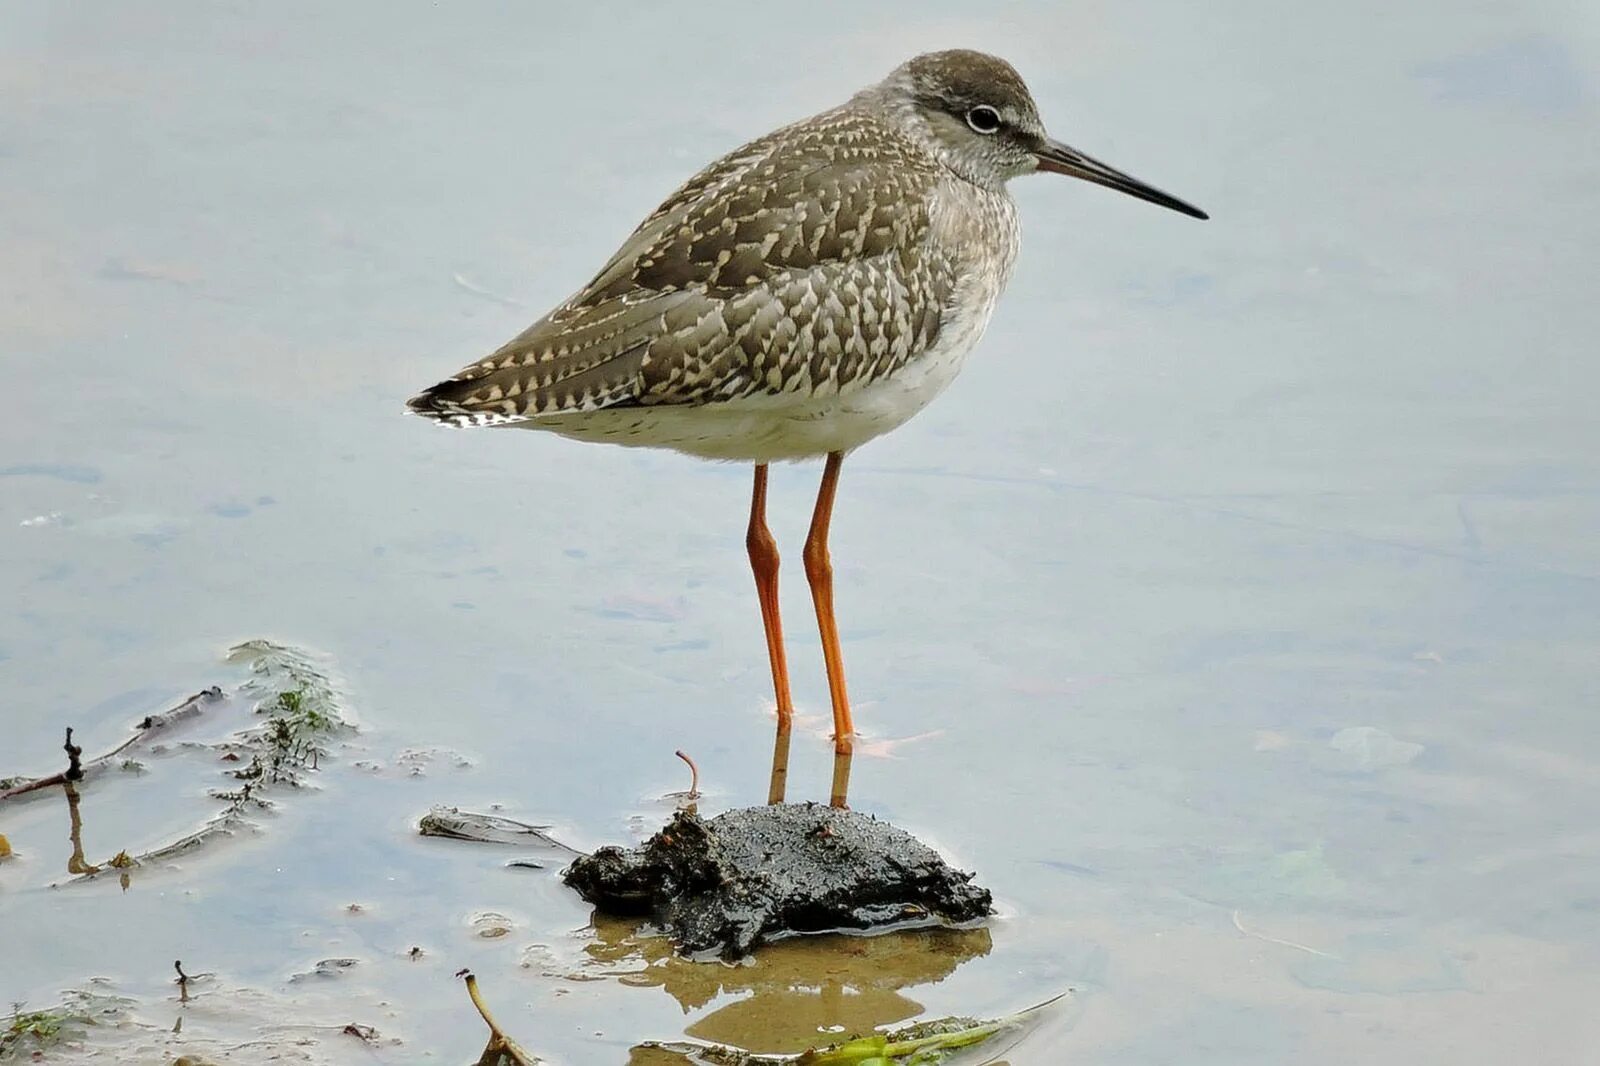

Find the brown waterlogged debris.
[
  {"left": 458, "top": 969, "right": 541, "bottom": 1065},
  {"left": 565, "top": 804, "right": 992, "bottom": 960},
  {"left": 0, "top": 688, "right": 225, "bottom": 802}
]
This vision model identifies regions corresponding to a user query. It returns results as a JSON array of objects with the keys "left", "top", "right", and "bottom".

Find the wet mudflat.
[{"left": 4, "top": 3, "right": 1600, "bottom": 1063}]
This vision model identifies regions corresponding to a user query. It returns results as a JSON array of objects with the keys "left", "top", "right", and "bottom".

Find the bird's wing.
[{"left": 407, "top": 108, "right": 955, "bottom": 426}]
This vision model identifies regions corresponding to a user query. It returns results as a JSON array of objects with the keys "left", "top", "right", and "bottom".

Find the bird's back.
[{"left": 407, "top": 104, "right": 1011, "bottom": 439}]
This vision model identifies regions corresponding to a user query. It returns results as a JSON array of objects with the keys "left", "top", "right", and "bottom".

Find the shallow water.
[{"left": 3, "top": 2, "right": 1599, "bottom": 1062}]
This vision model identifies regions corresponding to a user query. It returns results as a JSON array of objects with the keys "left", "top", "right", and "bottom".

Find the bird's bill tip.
[{"left": 1035, "top": 138, "right": 1208, "bottom": 220}]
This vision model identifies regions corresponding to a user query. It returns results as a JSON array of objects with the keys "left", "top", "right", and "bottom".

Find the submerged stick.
[
  {"left": 59, "top": 805, "right": 253, "bottom": 887},
  {"left": 0, "top": 688, "right": 225, "bottom": 802},
  {"left": 418, "top": 808, "right": 582, "bottom": 853}
]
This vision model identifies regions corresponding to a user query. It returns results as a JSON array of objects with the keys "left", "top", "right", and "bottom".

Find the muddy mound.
[{"left": 563, "top": 803, "right": 991, "bottom": 960}]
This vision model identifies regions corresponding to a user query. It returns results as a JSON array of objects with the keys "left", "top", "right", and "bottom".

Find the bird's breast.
[
  {"left": 819, "top": 186, "right": 1018, "bottom": 444},
  {"left": 931, "top": 179, "right": 1022, "bottom": 307},
  {"left": 920, "top": 179, "right": 1020, "bottom": 371}
]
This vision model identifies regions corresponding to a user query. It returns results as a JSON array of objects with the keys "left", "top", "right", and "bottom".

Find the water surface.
[{"left": 2, "top": 2, "right": 1598, "bottom": 1062}]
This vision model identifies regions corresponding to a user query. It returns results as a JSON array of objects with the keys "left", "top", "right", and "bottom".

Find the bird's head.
[{"left": 869, "top": 49, "right": 1207, "bottom": 220}]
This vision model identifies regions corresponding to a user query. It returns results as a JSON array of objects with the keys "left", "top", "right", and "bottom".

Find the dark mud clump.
[{"left": 562, "top": 803, "right": 991, "bottom": 960}]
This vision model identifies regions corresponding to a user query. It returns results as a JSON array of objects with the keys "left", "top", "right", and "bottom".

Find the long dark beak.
[{"left": 1034, "top": 137, "right": 1208, "bottom": 220}]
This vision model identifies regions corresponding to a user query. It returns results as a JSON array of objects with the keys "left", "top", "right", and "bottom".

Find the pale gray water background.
[{"left": 2, "top": 2, "right": 1598, "bottom": 1062}]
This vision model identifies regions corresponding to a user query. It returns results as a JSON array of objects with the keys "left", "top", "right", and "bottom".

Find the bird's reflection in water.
[{"left": 582, "top": 913, "right": 992, "bottom": 1057}]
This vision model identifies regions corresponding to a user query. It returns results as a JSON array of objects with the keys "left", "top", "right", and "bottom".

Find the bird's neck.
[{"left": 848, "top": 86, "right": 1008, "bottom": 193}]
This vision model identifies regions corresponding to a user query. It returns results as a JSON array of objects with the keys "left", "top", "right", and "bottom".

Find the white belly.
[{"left": 517, "top": 301, "right": 991, "bottom": 463}]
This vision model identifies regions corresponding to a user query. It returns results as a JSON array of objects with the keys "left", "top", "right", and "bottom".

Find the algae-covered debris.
[
  {"left": 2, "top": 1005, "right": 73, "bottom": 1058},
  {"left": 0, "top": 640, "right": 354, "bottom": 886},
  {"left": 60, "top": 641, "right": 352, "bottom": 884},
  {"left": 454, "top": 967, "right": 1062, "bottom": 1065},
  {"left": 0, "top": 990, "right": 131, "bottom": 1062},
  {"left": 633, "top": 993, "right": 1066, "bottom": 1064},
  {"left": 565, "top": 804, "right": 992, "bottom": 960},
  {"left": 223, "top": 638, "right": 351, "bottom": 787}
]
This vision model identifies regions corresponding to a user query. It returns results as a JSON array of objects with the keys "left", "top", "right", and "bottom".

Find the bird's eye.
[{"left": 965, "top": 105, "right": 1002, "bottom": 134}]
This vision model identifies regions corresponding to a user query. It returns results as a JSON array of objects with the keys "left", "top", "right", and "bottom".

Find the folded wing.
[{"left": 407, "top": 109, "right": 952, "bottom": 428}]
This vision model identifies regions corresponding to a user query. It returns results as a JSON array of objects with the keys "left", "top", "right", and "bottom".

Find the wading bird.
[{"left": 408, "top": 49, "right": 1206, "bottom": 808}]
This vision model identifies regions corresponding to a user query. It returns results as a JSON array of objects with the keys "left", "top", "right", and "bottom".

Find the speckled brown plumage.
[
  {"left": 407, "top": 52, "right": 1064, "bottom": 454},
  {"left": 409, "top": 107, "right": 958, "bottom": 425},
  {"left": 408, "top": 48, "right": 1205, "bottom": 463}
]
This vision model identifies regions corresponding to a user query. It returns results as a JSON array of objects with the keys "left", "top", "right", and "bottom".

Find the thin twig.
[
  {"left": 674, "top": 750, "right": 701, "bottom": 799},
  {"left": 63, "top": 728, "right": 84, "bottom": 781},
  {"left": 458, "top": 970, "right": 539, "bottom": 1065}
]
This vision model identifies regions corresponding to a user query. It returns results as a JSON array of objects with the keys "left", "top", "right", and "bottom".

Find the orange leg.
[
  {"left": 747, "top": 464, "right": 796, "bottom": 805},
  {"left": 803, "top": 451, "right": 854, "bottom": 808}
]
